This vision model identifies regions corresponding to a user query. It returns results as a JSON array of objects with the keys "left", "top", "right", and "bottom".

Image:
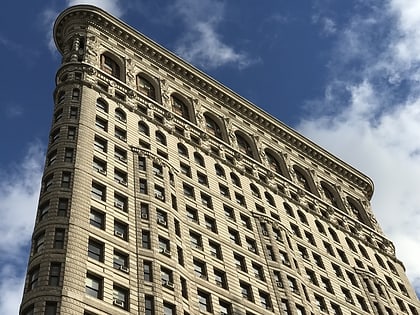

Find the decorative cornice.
[{"left": 54, "top": 5, "right": 374, "bottom": 199}]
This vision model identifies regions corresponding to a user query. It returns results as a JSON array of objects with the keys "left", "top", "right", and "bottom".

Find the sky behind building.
[{"left": 1, "top": 0, "right": 420, "bottom": 313}]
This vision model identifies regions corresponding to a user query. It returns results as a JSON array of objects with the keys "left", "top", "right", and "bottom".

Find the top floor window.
[
  {"left": 294, "top": 166, "right": 312, "bottom": 192},
  {"left": 321, "top": 182, "right": 341, "bottom": 209},
  {"left": 172, "top": 95, "right": 190, "bottom": 121},
  {"left": 100, "top": 54, "right": 121, "bottom": 80},
  {"left": 204, "top": 114, "right": 222, "bottom": 139},
  {"left": 115, "top": 108, "right": 126, "bottom": 123},
  {"left": 236, "top": 132, "right": 253, "bottom": 157},
  {"left": 137, "top": 75, "right": 156, "bottom": 100},
  {"left": 266, "top": 151, "right": 283, "bottom": 175}
]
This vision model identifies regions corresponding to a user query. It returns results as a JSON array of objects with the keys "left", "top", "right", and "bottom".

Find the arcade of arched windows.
[{"left": 94, "top": 53, "right": 371, "bottom": 219}]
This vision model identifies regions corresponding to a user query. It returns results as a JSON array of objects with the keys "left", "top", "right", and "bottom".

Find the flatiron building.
[{"left": 20, "top": 5, "right": 420, "bottom": 315}]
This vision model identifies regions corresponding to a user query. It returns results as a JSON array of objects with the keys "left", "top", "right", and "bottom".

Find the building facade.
[{"left": 20, "top": 5, "right": 420, "bottom": 315}]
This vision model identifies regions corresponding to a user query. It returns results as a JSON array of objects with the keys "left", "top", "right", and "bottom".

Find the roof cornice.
[{"left": 54, "top": 5, "right": 374, "bottom": 199}]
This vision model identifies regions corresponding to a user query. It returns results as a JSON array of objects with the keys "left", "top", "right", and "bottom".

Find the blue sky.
[{"left": 1, "top": 0, "right": 420, "bottom": 312}]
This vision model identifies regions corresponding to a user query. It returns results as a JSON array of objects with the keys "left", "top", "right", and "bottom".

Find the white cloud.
[
  {"left": 0, "top": 142, "right": 45, "bottom": 314},
  {"left": 297, "top": 0, "right": 420, "bottom": 294},
  {"left": 66, "top": 0, "right": 124, "bottom": 18},
  {"left": 172, "top": 0, "right": 251, "bottom": 69}
]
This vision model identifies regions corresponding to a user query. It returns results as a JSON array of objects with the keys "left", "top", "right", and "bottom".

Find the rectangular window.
[
  {"left": 93, "top": 157, "right": 107, "bottom": 174},
  {"left": 61, "top": 171, "right": 71, "bottom": 188},
  {"left": 190, "top": 231, "right": 203, "bottom": 250},
  {"left": 186, "top": 206, "right": 198, "bottom": 222},
  {"left": 114, "top": 220, "right": 128, "bottom": 240},
  {"left": 198, "top": 290, "right": 212, "bottom": 312},
  {"left": 240, "top": 281, "right": 253, "bottom": 301},
  {"left": 45, "top": 302, "right": 57, "bottom": 315},
  {"left": 228, "top": 228, "right": 241, "bottom": 245},
  {"left": 38, "top": 201, "right": 49, "bottom": 221},
  {"left": 114, "top": 168, "right": 128, "bottom": 186},
  {"left": 89, "top": 208, "right": 105, "bottom": 229},
  {"left": 115, "top": 146, "right": 127, "bottom": 163},
  {"left": 34, "top": 232, "right": 45, "bottom": 254},
  {"left": 259, "top": 290, "right": 272, "bottom": 310},
  {"left": 144, "top": 260, "right": 153, "bottom": 281},
  {"left": 180, "top": 162, "right": 191, "bottom": 177},
  {"left": 142, "top": 230, "right": 151, "bottom": 249},
  {"left": 115, "top": 126, "right": 127, "bottom": 141},
  {"left": 183, "top": 183, "right": 195, "bottom": 199},
  {"left": 68, "top": 126, "right": 76, "bottom": 140},
  {"left": 252, "top": 262, "right": 264, "bottom": 281},
  {"left": 114, "top": 250, "right": 129, "bottom": 272},
  {"left": 201, "top": 192, "right": 212, "bottom": 209},
  {"left": 91, "top": 182, "right": 106, "bottom": 201},
  {"left": 214, "top": 268, "right": 228, "bottom": 289},
  {"left": 193, "top": 258, "right": 207, "bottom": 279},
  {"left": 54, "top": 228, "right": 65, "bottom": 249},
  {"left": 197, "top": 171, "right": 208, "bottom": 186},
  {"left": 154, "top": 185, "right": 165, "bottom": 201},
  {"left": 49, "top": 262, "right": 61, "bottom": 286},
  {"left": 86, "top": 273, "right": 103, "bottom": 299},
  {"left": 113, "top": 285, "right": 129, "bottom": 310},
  {"left": 209, "top": 240, "right": 222, "bottom": 259},
  {"left": 64, "top": 147, "right": 74, "bottom": 162},
  {"left": 141, "top": 203, "right": 149, "bottom": 220},
  {"left": 94, "top": 135, "right": 107, "bottom": 153},
  {"left": 205, "top": 215, "right": 217, "bottom": 233},
  {"left": 114, "top": 193, "right": 128, "bottom": 212},
  {"left": 88, "top": 238, "right": 104, "bottom": 262},
  {"left": 95, "top": 116, "right": 108, "bottom": 131},
  {"left": 161, "top": 267, "right": 174, "bottom": 289},
  {"left": 145, "top": 295, "right": 154, "bottom": 315},
  {"left": 157, "top": 209, "right": 168, "bottom": 226},
  {"left": 234, "top": 253, "right": 247, "bottom": 272},
  {"left": 70, "top": 106, "right": 78, "bottom": 119},
  {"left": 57, "top": 198, "right": 68, "bottom": 217},
  {"left": 139, "top": 178, "right": 148, "bottom": 194},
  {"left": 28, "top": 266, "right": 40, "bottom": 290}
]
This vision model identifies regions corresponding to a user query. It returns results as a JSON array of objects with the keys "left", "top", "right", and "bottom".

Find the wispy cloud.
[
  {"left": 298, "top": 0, "right": 420, "bottom": 294},
  {"left": 0, "top": 142, "right": 45, "bottom": 314},
  {"left": 66, "top": 0, "right": 124, "bottom": 18},
  {"left": 41, "top": 0, "right": 125, "bottom": 55},
  {"left": 172, "top": 0, "right": 251, "bottom": 70}
]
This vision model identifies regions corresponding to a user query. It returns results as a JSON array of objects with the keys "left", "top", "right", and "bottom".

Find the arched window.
[
  {"left": 172, "top": 95, "right": 191, "bottom": 121},
  {"left": 115, "top": 108, "right": 126, "bottom": 122},
  {"left": 250, "top": 184, "right": 260, "bottom": 198},
  {"left": 100, "top": 53, "right": 121, "bottom": 80},
  {"left": 321, "top": 182, "right": 341, "bottom": 209},
  {"left": 194, "top": 152, "right": 205, "bottom": 167},
  {"left": 358, "top": 245, "right": 370, "bottom": 259},
  {"left": 293, "top": 166, "right": 312, "bottom": 192},
  {"left": 215, "top": 164, "right": 225, "bottom": 178},
  {"left": 297, "top": 210, "right": 308, "bottom": 224},
  {"left": 137, "top": 75, "right": 156, "bottom": 100},
  {"left": 283, "top": 202, "right": 294, "bottom": 217},
  {"left": 204, "top": 114, "right": 222, "bottom": 139},
  {"left": 265, "top": 192, "right": 276, "bottom": 207},
  {"left": 235, "top": 132, "right": 253, "bottom": 157},
  {"left": 177, "top": 143, "right": 188, "bottom": 157},
  {"left": 375, "top": 254, "right": 386, "bottom": 268},
  {"left": 345, "top": 237, "right": 357, "bottom": 252},
  {"left": 387, "top": 261, "right": 397, "bottom": 274},
  {"left": 315, "top": 220, "right": 326, "bottom": 234},
  {"left": 96, "top": 98, "right": 108, "bottom": 113},
  {"left": 347, "top": 198, "right": 371, "bottom": 227},
  {"left": 265, "top": 151, "right": 283, "bottom": 175},
  {"left": 138, "top": 121, "right": 149, "bottom": 136},
  {"left": 328, "top": 228, "right": 340, "bottom": 243},
  {"left": 156, "top": 131, "right": 166, "bottom": 145},
  {"left": 230, "top": 173, "right": 241, "bottom": 187}
]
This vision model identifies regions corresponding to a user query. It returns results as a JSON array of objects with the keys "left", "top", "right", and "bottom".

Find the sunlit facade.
[{"left": 20, "top": 5, "right": 420, "bottom": 315}]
